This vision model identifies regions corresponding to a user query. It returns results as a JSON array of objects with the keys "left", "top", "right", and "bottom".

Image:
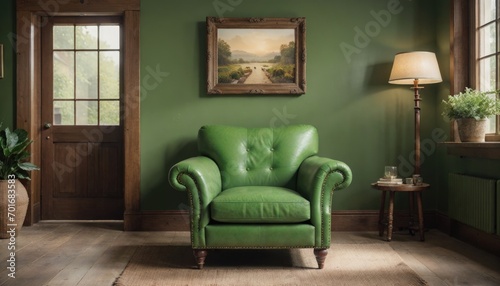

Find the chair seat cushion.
[{"left": 211, "top": 186, "right": 310, "bottom": 223}]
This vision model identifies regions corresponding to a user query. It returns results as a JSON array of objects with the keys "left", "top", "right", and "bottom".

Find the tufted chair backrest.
[{"left": 198, "top": 125, "right": 318, "bottom": 190}]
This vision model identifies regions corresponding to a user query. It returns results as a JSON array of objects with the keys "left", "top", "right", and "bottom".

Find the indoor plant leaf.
[
  {"left": 0, "top": 125, "right": 39, "bottom": 180},
  {"left": 4, "top": 128, "right": 19, "bottom": 153},
  {"left": 10, "top": 139, "right": 32, "bottom": 155},
  {"left": 18, "top": 162, "right": 40, "bottom": 171},
  {"left": 15, "top": 170, "right": 30, "bottom": 180},
  {"left": 442, "top": 88, "right": 500, "bottom": 142},
  {"left": 442, "top": 87, "right": 500, "bottom": 120}
]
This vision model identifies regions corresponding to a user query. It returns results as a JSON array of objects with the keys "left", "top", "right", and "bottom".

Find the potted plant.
[
  {"left": 0, "top": 124, "right": 39, "bottom": 238},
  {"left": 442, "top": 87, "right": 500, "bottom": 142}
]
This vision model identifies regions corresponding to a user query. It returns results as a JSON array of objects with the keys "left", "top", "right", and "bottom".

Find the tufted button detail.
[
  {"left": 269, "top": 167, "right": 273, "bottom": 170},
  {"left": 270, "top": 148, "right": 274, "bottom": 151},
  {"left": 246, "top": 167, "right": 250, "bottom": 171},
  {"left": 246, "top": 148, "right": 250, "bottom": 152}
]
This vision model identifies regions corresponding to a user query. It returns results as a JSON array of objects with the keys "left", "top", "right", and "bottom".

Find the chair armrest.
[
  {"left": 169, "top": 156, "right": 222, "bottom": 205},
  {"left": 297, "top": 156, "right": 352, "bottom": 247},
  {"left": 297, "top": 156, "right": 352, "bottom": 196},
  {"left": 168, "top": 156, "right": 222, "bottom": 248}
]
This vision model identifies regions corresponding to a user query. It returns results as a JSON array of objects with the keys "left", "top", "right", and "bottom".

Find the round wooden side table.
[{"left": 371, "top": 183, "right": 430, "bottom": 242}]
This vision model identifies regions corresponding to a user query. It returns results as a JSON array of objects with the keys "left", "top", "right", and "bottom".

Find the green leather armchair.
[{"left": 169, "top": 125, "right": 352, "bottom": 269}]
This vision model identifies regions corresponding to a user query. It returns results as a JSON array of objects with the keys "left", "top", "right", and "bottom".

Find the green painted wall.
[
  {"left": 0, "top": 0, "right": 460, "bottom": 214},
  {"left": 0, "top": 0, "right": 15, "bottom": 129},
  {"left": 139, "top": 0, "right": 443, "bottom": 211}
]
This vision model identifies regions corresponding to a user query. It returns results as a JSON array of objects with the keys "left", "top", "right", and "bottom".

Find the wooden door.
[{"left": 41, "top": 17, "right": 124, "bottom": 220}]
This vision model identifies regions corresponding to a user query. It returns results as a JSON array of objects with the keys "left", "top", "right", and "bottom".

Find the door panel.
[
  {"left": 41, "top": 17, "right": 124, "bottom": 220},
  {"left": 53, "top": 143, "right": 88, "bottom": 198},
  {"left": 92, "top": 142, "right": 123, "bottom": 198}
]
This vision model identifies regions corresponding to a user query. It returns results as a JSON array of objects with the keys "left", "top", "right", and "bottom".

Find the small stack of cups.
[{"left": 405, "top": 174, "right": 423, "bottom": 185}]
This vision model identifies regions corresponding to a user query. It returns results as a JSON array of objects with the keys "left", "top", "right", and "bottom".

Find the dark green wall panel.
[{"left": 0, "top": 0, "right": 15, "bottom": 129}]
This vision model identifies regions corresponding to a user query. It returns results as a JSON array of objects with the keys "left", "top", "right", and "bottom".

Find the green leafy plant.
[
  {"left": 442, "top": 87, "right": 500, "bottom": 120},
  {"left": 0, "top": 124, "right": 39, "bottom": 180}
]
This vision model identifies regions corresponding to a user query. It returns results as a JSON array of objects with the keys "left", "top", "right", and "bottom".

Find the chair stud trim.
[
  {"left": 320, "top": 169, "right": 347, "bottom": 246},
  {"left": 176, "top": 172, "right": 203, "bottom": 247}
]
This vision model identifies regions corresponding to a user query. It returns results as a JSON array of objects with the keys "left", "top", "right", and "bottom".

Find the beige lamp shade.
[{"left": 388, "top": 51, "right": 442, "bottom": 85}]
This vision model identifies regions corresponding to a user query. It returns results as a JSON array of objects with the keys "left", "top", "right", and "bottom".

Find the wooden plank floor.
[{"left": 0, "top": 222, "right": 499, "bottom": 286}]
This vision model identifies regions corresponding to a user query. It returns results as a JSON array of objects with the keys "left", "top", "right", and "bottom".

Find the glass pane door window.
[
  {"left": 53, "top": 24, "right": 121, "bottom": 126},
  {"left": 477, "top": 0, "right": 500, "bottom": 134}
]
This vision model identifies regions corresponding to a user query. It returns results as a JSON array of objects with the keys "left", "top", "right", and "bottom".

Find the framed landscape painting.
[{"left": 206, "top": 17, "right": 306, "bottom": 95}]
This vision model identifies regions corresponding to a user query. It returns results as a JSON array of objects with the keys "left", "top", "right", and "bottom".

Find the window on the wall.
[
  {"left": 52, "top": 22, "right": 121, "bottom": 126},
  {"left": 475, "top": 0, "right": 500, "bottom": 138}
]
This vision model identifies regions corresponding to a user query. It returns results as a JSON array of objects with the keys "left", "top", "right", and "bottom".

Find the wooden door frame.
[{"left": 16, "top": 0, "right": 140, "bottom": 230}]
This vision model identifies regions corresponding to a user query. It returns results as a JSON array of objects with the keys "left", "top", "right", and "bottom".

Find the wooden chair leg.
[
  {"left": 314, "top": 248, "right": 328, "bottom": 269},
  {"left": 193, "top": 249, "right": 207, "bottom": 269}
]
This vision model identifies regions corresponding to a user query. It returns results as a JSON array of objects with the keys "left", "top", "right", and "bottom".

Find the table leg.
[
  {"left": 409, "top": 192, "right": 415, "bottom": 235},
  {"left": 387, "top": 191, "right": 395, "bottom": 242},
  {"left": 378, "top": 191, "right": 387, "bottom": 237},
  {"left": 416, "top": 191, "right": 425, "bottom": 241}
]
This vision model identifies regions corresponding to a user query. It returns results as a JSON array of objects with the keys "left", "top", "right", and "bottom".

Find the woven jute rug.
[{"left": 114, "top": 243, "right": 427, "bottom": 286}]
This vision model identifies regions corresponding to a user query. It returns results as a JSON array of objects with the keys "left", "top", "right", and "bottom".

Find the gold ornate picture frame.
[{"left": 206, "top": 17, "right": 306, "bottom": 95}]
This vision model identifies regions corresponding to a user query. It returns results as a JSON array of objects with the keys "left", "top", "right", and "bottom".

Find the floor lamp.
[{"left": 388, "top": 51, "right": 442, "bottom": 175}]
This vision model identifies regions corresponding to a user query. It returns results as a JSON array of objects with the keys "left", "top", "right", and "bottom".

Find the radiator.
[{"left": 448, "top": 173, "right": 496, "bottom": 234}]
